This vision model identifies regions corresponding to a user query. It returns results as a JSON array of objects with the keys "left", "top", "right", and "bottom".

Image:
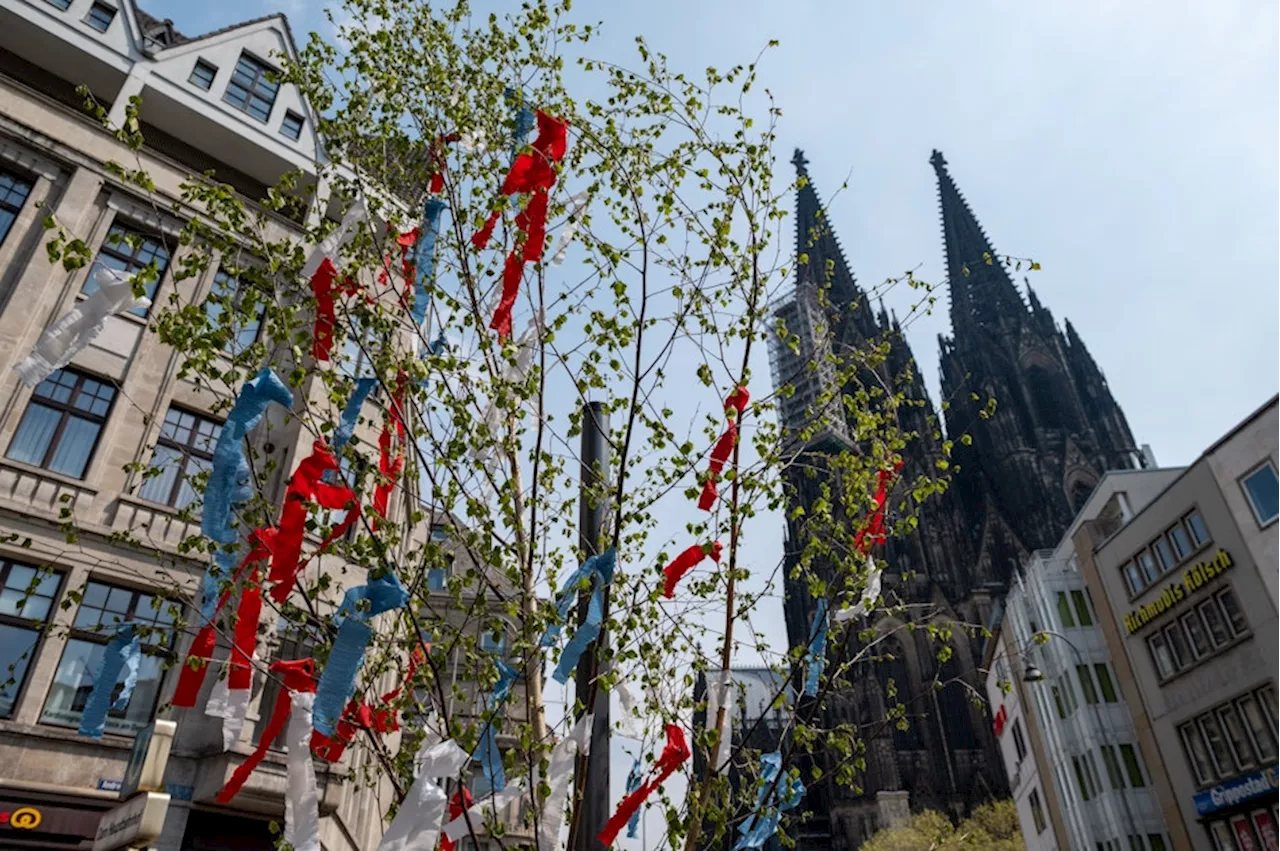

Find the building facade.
[
  {"left": 0, "top": 3, "right": 517, "bottom": 850},
  {"left": 1077, "top": 397, "right": 1278, "bottom": 851},
  {"left": 769, "top": 148, "right": 1144, "bottom": 847}
]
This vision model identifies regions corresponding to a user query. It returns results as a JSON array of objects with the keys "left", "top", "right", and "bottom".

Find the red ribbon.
[
  {"left": 371, "top": 376, "right": 408, "bottom": 528},
  {"left": 852, "top": 461, "right": 903, "bottom": 555},
  {"left": 697, "top": 386, "right": 750, "bottom": 511},
  {"left": 439, "top": 786, "right": 474, "bottom": 851},
  {"left": 311, "top": 645, "right": 424, "bottom": 762},
  {"left": 310, "top": 258, "right": 362, "bottom": 361},
  {"left": 661, "top": 541, "right": 724, "bottom": 599},
  {"left": 471, "top": 111, "right": 569, "bottom": 342},
  {"left": 267, "top": 441, "right": 360, "bottom": 604},
  {"left": 172, "top": 530, "right": 273, "bottom": 707},
  {"left": 428, "top": 132, "right": 461, "bottom": 195},
  {"left": 216, "top": 658, "right": 316, "bottom": 804},
  {"left": 599, "top": 724, "right": 690, "bottom": 846}
]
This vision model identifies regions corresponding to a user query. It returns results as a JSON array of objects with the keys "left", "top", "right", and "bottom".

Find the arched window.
[{"left": 1026, "top": 364, "right": 1080, "bottom": 432}]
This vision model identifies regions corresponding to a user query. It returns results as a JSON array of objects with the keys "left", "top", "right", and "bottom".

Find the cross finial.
[
  {"left": 929, "top": 149, "right": 947, "bottom": 171},
  {"left": 792, "top": 148, "right": 809, "bottom": 175}
]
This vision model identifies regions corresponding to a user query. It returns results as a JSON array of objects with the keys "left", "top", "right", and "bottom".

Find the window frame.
[
  {"left": 1235, "top": 692, "right": 1277, "bottom": 763},
  {"left": 1071, "top": 589, "right": 1093, "bottom": 626},
  {"left": 189, "top": 58, "right": 218, "bottom": 91},
  {"left": 1118, "top": 743, "right": 1146, "bottom": 788},
  {"left": 1162, "top": 622, "right": 1189, "bottom": 671},
  {"left": 1136, "top": 549, "right": 1159, "bottom": 585},
  {"left": 1094, "top": 663, "right": 1118, "bottom": 703},
  {"left": 1147, "top": 631, "right": 1177, "bottom": 680},
  {"left": 1216, "top": 704, "right": 1257, "bottom": 771},
  {"left": 1197, "top": 712, "right": 1237, "bottom": 777},
  {"left": 84, "top": 1, "right": 116, "bottom": 32},
  {"left": 1028, "top": 787, "right": 1047, "bottom": 835},
  {"left": 1180, "top": 721, "right": 1217, "bottom": 786},
  {"left": 1011, "top": 717, "right": 1027, "bottom": 763},
  {"left": 1183, "top": 508, "right": 1210, "bottom": 548},
  {"left": 1239, "top": 460, "right": 1279, "bottom": 528},
  {"left": 1076, "top": 664, "right": 1099, "bottom": 705},
  {"left": 1151, "top": 536, "right": 1175, "bottom": 574},
  {"left": 205, "top": 267, "right": 266, "bottom": 355},
  {"left": 1100, "top": 744, "right": 1125, "bottom": 790},
  {"left": 1166, "top": 523, "right": 1192, "bottom": 561},
  {"left": 0, "top": 560, "right": 64, "bottom": 719},
  {"left": 1197, "top": 599, "right": 1232, "bottom": 647},
  {"left": 0, "top": 167, "right": 34, "bottom": 249},
  {"left": 137, "top": 406, "right": 223, "bottom": 510},
  {"left": 223, "top": 52, "right": 280, "bottom": 123},
  {"left": 1179, "top": 611, "right": 1212, "bottom": 660},
  {"left": 5, "top": 368, "right": 116, "bottom": 479},
  {"left": 90, "top": 221, "right": 171, "bottom": 317},
  {"left": 280, "top": 110, "right": 305, "bottom": 141},
  {"left": 1122, "top": 560, "right": 1145, "bottom": 596},
  {"left": 1057, "top": 591, "right": 1075, "bottom": 628},
  {"left": 1215, "top": 588, "right": 1249, "bottom": 637}
]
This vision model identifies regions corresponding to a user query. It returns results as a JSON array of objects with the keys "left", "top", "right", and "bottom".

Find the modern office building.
[
  {"left": 1075, "top": 396, "right": 1278, "bottom": 851},
  {"left": 985, "top": 468, "right": 1182, "bottom": 851},
  {"left": 0, "top": 3, "right": 515, "bottom": 850}
]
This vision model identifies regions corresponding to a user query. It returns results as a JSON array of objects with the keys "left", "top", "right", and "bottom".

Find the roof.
[{"left": 135, "top": 6, "right": 190, "bottom": 47}]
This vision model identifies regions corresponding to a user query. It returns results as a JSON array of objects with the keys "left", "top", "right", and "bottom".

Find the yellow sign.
[
  {"left": 1124, "top": 548, "right": 1233, "bottom": 634},
  {"left": 9, "top": 807, "right": 41, "bottom": 830}
]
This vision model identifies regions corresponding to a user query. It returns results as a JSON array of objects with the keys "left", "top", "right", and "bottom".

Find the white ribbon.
[
  {"left": 441, "top": 777, "right": 526, "bottom": 841},
  {"left": 616, "top": 681, "right": 645, "bottom": 739},
  {"left": 550, "top": 192, "right": 590, "bottom": 266},
  {"left": 704, "top": 670, "right": 734, "bottom": 774},
  {"left": 537, "top": 714, "right": 594, "bottom": 851},
  {"left": 458, "top": 130, "right": 488, "bottom": 154},
  {"left": 302, "top": 201, "right": 366, "bottom": 279},
  {"left": 379, "top": 738, "right": 471, "bottom": 851},
  {"left": 15, "top": 266, "right": 151, "bottom": 387},
  {"left": 835, "top": 555, "right": 883, "bottom": 624},
  {"left": 206, "top": 650, "right": 259, "bottom": 751},
  {"left": 285, "top": 691, "right": 321, "bottom": 851}
]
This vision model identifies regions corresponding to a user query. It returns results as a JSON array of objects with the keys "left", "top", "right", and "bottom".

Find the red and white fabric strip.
[{"left": 698, "top": 386, "right": 750, "bottom": 511}]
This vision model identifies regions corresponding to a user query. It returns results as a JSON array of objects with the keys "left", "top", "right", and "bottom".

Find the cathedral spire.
[
  {"left": 795, "top": 149, "right": 862, "bottom": 308},
  {"left": 931, "top": 150, "right": 1027, "bottom": 333}
]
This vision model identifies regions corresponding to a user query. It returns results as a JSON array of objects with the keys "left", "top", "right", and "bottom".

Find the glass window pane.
[
  {"left": 1216, "top": 590, "right": 1249, "bottom": 636},
  {"left": 1119, "top": 744, "right": 1146, "bottom": 788},
  {"left": 1181, "top": 723, "right": 1216, "bottom": 785},
  {"left": 0, "top": 624, "right": 41, "bottom": 718},
  {"left": 1123, "top": 562, "right": 1144, "bottom": 595},
  {"left": 45, "top": 415, "right": 102, "bottom": 478},
  {"left": 1057, "top": 592, "right": 1075, "bottom": 628},
  {"left": 1168, "top": 525, "right": 1191, "bottom": 560},
  {"left": 1218, "top": 706, "right": 1257, "bottom": 770},
  {"left": 1137, "top": 550, "right": 1159, "bottom": 584},
  {"left": 1095, "top": 664, "right": 1118, "bottom": 702},
  {"left": 6, "top": 402, "right": 60, "bottom": 468},
  {"left": 40, "top": 638, "right": 163, "bottom": 736},
  {"left": 427, "top": 567, "right": 447, "bottom": 591},
  {"left": 138, "top": 444, "right": 182, "bottom": 506},
  {"left": 1242, "top": 464, "right": 1279, "bottom": 525},
  {"left": 1184, "top": 510, "right": 1210, "bottom": 546},
  {"left": 1077, "top": 664, "right": 1098, "bottom": 704},
  {"left": 1152, "top": 537, "right": 1175, "bottom": 573},
  {"left": 1198, "top": 601, "right": 1231, "bottom": 647},
  {"left": 1199, "top": 714, "right": 1237, "bottom": 776},
  {"left": 1236, "top": 695, "right": 1277, "bottom": 762},
  {"left": 1072, "top": 590, "right": 1093, "bottom": 626},
  {"left": 1149, "top": 633, "right": 1176, "bottom": 679},
  {"left": 1164, "top": 624, "right": 1189, "bottom": 670},
  {"left": 1180, "top": 613, "right": 1212, "bottom": 659},
  {"left": 1149, "top": 835, "right": 1167, "bottom": 851},
  {"left": 1100, "top": 744, "right": 1125, "bottom": 789}
]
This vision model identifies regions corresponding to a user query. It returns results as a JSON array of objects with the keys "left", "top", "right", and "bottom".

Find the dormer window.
[
  {"left": 189, "top": 59, "right": 217, "bottom": 91},
  {"left": 280, "top": 110, "right": 304, "bottom": 141},
  {"left": 44, "top": 0, "right": 72, "bottom": 10},
  {"left": 223, "top": 52, "right": 279, "bottom": 123},
  {"left": 85, "top": 2, "right": 117, "bottom": 32}
]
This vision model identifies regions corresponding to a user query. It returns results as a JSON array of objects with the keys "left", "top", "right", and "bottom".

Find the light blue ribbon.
[
  {"left": 313, "top": 572, "right": 409, "bottom": 737},
  {"left": 78, "top": 623, "right": 140, "bottom": 738},
  {"left": 333, "top": 377, "right": 378, "bottom": 455},
  {"left": 803, "top": 598, "right": 829, "bottom": 698},
  {"left": 491, "top": 659, "right": 520, "bottom": 707},
  {"left": 471, "top": 725, "right": 505, "bottom": 793},
  {"left": 541, "top": 549, "right": 616, "bottom": 648},
  {"left": 625, "top": 758, "right": 643, "bottom": 839},
  {"left": 734, "top": 751, "right": 806, "bottom": 851},
  {"left": 200, "top": 368, "right": 292, "bottom": 619},
  {"left": 411, "top": 200, "right": 446, "bottom": 326},
  {"left": 552, "top": 585, "right": 602, "bottom": 685},
  {"left": 506, "top": 87, "right": 536, "bottom": 162}
]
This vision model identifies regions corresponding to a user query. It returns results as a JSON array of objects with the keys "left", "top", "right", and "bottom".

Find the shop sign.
[
  {"left": 1125, "top": 548, "right": 1234, "bottom": 634},
  {"left": 1253, "top": 810, "right": 1279, "bottom": 851},
  {"left": 1232, "top": 815, "right": 1261, "bottom": 851},
  {"left": 120, "top": 719, "right": 175, "bottom": 798},
  {"left": 1194, "top": 766, "right": 1279, "bottom": 816},
  {"left": 0, "top": 806, "right": 42, "bottom": 830},
  {"left": 92, "top": 791, "right": 169, "bottom": 851}
]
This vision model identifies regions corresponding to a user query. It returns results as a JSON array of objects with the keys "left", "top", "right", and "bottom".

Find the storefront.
[
  {"left": 0, "top": 794, "right": 111, "bottom": 850},
  {"left": 1195, "top": 767, "right": 1279, "bottom": 851}
]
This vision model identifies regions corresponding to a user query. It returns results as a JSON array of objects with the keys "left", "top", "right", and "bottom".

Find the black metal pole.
[{"left": 573, "top": 400, "right": 611, "bottom": 851}]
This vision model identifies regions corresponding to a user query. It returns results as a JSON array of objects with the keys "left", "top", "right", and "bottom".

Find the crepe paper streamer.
[
  {"left": 427, "top": 132, "right": 462, "bottom": 195},
  {"left": 267, "top": 440, "right": 359, "bottom": 604},
  {"left": 615, "top": 680, "right": 645, "bottom": 739},
  {"left": 77, "top": 622, "right": 139, "bottom": 738},
  {"left": 312, "top": 648, "right": 415, "bottom": 763},
  {"left": 285, "top": 691, "right": 322, "bottom": 851},
  {"left": 439, "top": 788, "right": 474, "bottom": 851},
  {"left": 599, "top": 724, "right": 691, "bottom": 846},
  {"left": 470, "top": 724, "right": 506, "bottom": 794},
  {"left": 705, "top": 669, "right": 735, "bottom": 773},
  {"left": 536, "top": 713, "right": 593, "bottom": 851},
  {"left": 852, "top": 461, "right": 903, "bottom": 555},
  {"left": 541, "top": 548, "right": 616, "bottom": 647},
  {"left": 217, "top": 658, "right": 316, "bottom": 803},
  {"left": 835, "top": 555, "right": 883, "bottom": 624},
  {"left": 803, "top": 598, "right": 829, "bottom": 698},
  {"left": 207, "top": 649, "right": 259, "bottom": 751},
  {"left": 441, "top": 777, "right": 527, "bottom": 842},
  {"left": 698, "top": 386, "right": 750, "bottom": 511},
  {"left": 549, "top": 191, "right": 590, "bottom": 266},
  {"left": 378, "top": 739, "right": 471, "bottom": 851},
  {"left": 407, "top": 199, "right": 447, "bottom": 326},
  {"left": 15, "top": 266, "right": 151, "bottom": 387},
  {"left": 734, "top": 751, "right": 806, "bottom": 851},
  {"left": 491, "top": 659, "right": 520, "bottom": 707},
  {"left": 472, "top": 110, "right": 569, "bottom": 341},
  {"left": 661, "top": 541, "right": 724, "bottom": 599},
  {"left": 310, "top": 258, "right": 363, "bottom": 361},
  {"left": 624, "top": 759, "right": 643, "bottom": 839},
  {"left": 371, "top": 378, "right": 409, "bottom": 528},
  {"left": 313, "top": 572, "right": 410, "bottom": 737},
  {"left": 302, "top": 201, "right": 366, "bottom": 280},
  {"left": 508, "top": 88, "right": 536, "bottom": 161},
  {"left": 552, "top": 584, "right": 603, "bottom": 685},
  {"left": 333, "top": 377, "right": 379, "bottom": 455}
]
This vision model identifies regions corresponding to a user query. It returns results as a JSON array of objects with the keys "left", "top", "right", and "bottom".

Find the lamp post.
[{"left": 1017, "top": 629, "right": 1141, "bottom": 848}]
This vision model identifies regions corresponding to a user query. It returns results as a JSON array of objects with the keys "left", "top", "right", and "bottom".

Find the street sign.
[
  {"left": 92, "top": 791, "right": 169, "bottom": 851},
  {"left": 120, "top": 720, "right": 176, "bottom": 799}
]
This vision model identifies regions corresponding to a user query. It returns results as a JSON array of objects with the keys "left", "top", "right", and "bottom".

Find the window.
[
  {"left": 1151, "top": 537, "right": 1175, "bottom": 574},
  {"left": 339, "top": 323, "right": 375, "bottom": 380},
  {"left": 1258, "top": 685, "right": 1277, "bottom": 729},
  {"left": 1052, "top": 685, "right": 1067, "bottom": 719},
  {"left": 1011, "top": 718, "right": 1027, "bottom": 762},
  {"left": 223, "top": 52, "right": 279, "bottom": 122},
  {"left": 1148, "top": 632, "right": 1177, "bottom": 680},
  {"left": 480, "top": 631, "right": 505, "bottom": 655},
  {"left": 1094, "top": 664, "right": 1118, "bottom": 702},
  {"left": 0, "top": 168, "right": 33, "bottom": 248},
  {"left": 1198, "top": 599, "right": 1232, "bottom": 647},
  {"left": 1136, "top": 550, "right": 1159, "bottom": 585},
  {"left": 189, "top": 59, "right": 217, "bottom": 91},
  {"left": 1215, "top": 589, "right": 1249, "bottom": 636},
  {"left": 1148, "top": 836, "right": 1167, "bottom": 851},
  {"left": 1077, "top": 665, "right": 1099, "bottom": 704},
  {"left": 1059, "top": 674, "right": 1078, "bottom": 715},
  {"left": 1057, "top": 592, "right": 1075, "bottom": 628},
  {"left": 1119, "top": 744, "right": 1146, "bottom": 787},
  {"left": 89, "top": 222, "right": 171, "bottom": 316},
  {"left": 254, "top": 623, "right": 318, "bottom": 747},
  {"left": 205, "top": 269, "right": 264, "bottom": 354},
  {"left": 1073, "top": 756, "right": 1092, "bottom": 801},
  {"left": 1217, "top": 705, "right": 1257, "bottom": 770},
  {"left": 1183, "top": 509, "right": 1209, "bottom": 547},
  {"left": 1180, "top": 722, "right": 1216, "bottom": 785},
  {"left": 1235, "top": 693, "right": 1277, "bottom": 762},
  {"left": 1122, "top": 561, "right": 1145, "bottom": 596},
  {"left": 1084, "top": 752, "right": 1104, "bottom": 797},
  {"left": 1180, "top": 612, "right": 1212, "bottom": 659},
  {"left": 45, "top": 0, "right": 73, "bottom": 8},
  {"left": 1198, "top": 713, "right": 1236, "bottom": 776},
  {"left": 1028, "top": 788, "right": 1047, "bottom": 835},
  {"left": 1163, "top": 623, "right": 1189, "bottom": 671},
  {"left": 427, "top": 552, "right": 452, "bottom": 592},
  {"left": 1072, "top": 590, "right": 1093, "bottom": 626},
  {"left": 1100, "top": 744, "right": 1125, "bottom": 789},
  {"left": 1241, "top": 462, "right": 1279, "bottom": 526},
  {"left": 430, "top": 525, "right": 450, "bottom": 542},
  {"left": 1129, "top": 838, "right": 1144, "bottom": 851},
  {"left": 138, "top": 407, "right": 222, "bottom": 510},
  {"left": 85, "top": 2, "right": 115, "bottom": 31},
  {"left": 7, "top": 369, "right": 116, "bottom": 479},
  {"left": 1166, "top": 523, "right": 1192, "bottom": 560},
  {"left": 40, "top": 581, "right": 176, "bottom": 736},
  {"left": 0, "top": 561, "right": 62, "bottom": 718},
  {"left": 281, "top": 110, "right": 305, "bottom": 141}
]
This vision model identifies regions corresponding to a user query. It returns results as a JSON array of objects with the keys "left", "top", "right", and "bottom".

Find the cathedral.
[{"left": 768, "top": 149, "right": 1143, "bottom": 849}]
